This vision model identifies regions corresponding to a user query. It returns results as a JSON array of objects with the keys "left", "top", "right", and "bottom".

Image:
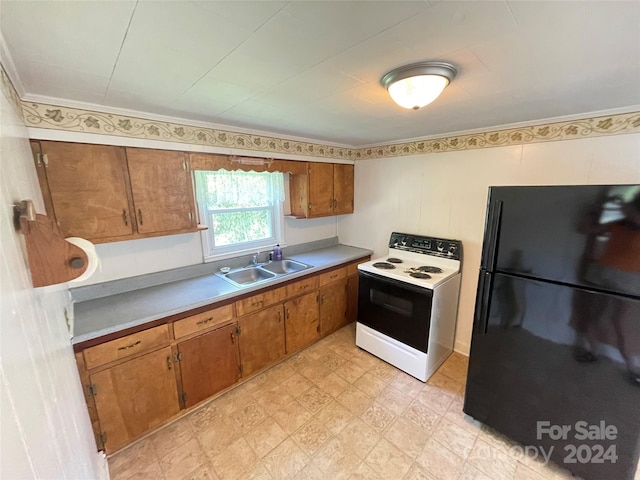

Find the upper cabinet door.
[
  {"left": 333, "top": 164, "right": 354, "bottom": 215},
  {"left": 126, "top": 148, "right": 195, "bottom": 234},
  {"left": 39, "top": 141, "right": 134, "bottom": 239},
  {"left": 308, "top": 162, "right": 334, "bottom": 218}
]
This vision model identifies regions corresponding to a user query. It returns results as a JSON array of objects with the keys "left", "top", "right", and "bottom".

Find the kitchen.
[{"left": 2, "top": 1, "right": 639, "bottom": 480}]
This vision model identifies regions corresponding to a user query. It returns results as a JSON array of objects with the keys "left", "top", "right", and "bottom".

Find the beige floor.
[{"left": 108, "top": 324, "right": 578, "bottom": 480}]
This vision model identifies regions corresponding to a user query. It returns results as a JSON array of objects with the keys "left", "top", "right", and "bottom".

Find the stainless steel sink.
[
  {"left": 260, "top": 259, "right": 310, "bottom": 275},
  {"left": 216, "top": 259, "right": 313, "bottom": 288},
  {"left": 223, "top": 267, "right": 276, "bottom": 286}
]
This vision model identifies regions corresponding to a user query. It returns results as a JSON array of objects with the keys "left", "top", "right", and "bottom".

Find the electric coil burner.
[
  {"left": 356, "top": 232, "right": 463, "bottom": 381},
  {"left": 409, "top": 272, "right": 431, "bottom": 279},
  {"left": 372, "top": 262, "right": 395, "bottom": 269}
]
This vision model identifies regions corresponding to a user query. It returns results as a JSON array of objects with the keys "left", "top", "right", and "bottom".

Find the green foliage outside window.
[{"left": 195, "top": 170, "right": 284, "bottom": 253}]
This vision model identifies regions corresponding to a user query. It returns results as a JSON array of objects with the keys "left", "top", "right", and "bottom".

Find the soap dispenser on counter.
[{"left": 273, "top": 244, "right": 283, "bottom": 261}]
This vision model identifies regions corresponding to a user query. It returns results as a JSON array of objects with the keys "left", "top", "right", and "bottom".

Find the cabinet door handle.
[
  {"left": 286, "top": 309, "right": 290, "bottom": 320},
  {"left": 122, "top": 209, "right": 128, "bottom": 226},
  {"left": 166, "top": 355, "right": 172, "bottom": 370},
  {"left": 230, "top": 332, "right": 235, "bottom": 344},
  {"left": 117, "top": 340, "right": 141, "bottom": 351},
  {"left": 196, "top": 317, "right": 214, "bottom": 326},
  {"left": 138, "top": 209, "right": 143, "bottom": 225},
  {"left": 329, "top": 199, "right": 333, "bottom": 209},
  {"left": 278, "top": 311, "right": 282, "bottom": 322}
]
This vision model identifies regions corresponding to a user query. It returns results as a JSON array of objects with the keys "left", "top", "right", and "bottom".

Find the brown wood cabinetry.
[
  {"left": 308, "top": 162, "right": 335, "bottom": 217},
  {"left": 126, "top": 148, "right": 196, "bottom": 234},
  {"left": 317, "top": 266, "right": 349, "bottom": 335},
  {"left": 89, "top": 346, "right": 180, "bottom": 452},
  {"left": 33, "top": 141, "right": 135, "bottom": 240},
  {"left": 284, "top": 291, "right": 320, "bottom": 353},
  {"left": 75, "top": 256, "right": 368, "bottom": 454},
  {"left": 320, "top": 277, "right": 348, "bottom": 336},
  {"left": 235, "top": 286, "right": 286, "bottom": 317},
  {"left": 30, "top": 141, "right": 200, "bottom": 243},
  {"left": 83, "top": 324, "right": 170, "bottom": 370},
  {"left": 176, "top": 323, "right": 239, "bottom": 409},
  {"left": 289, "top": 162, "right": 355, "bottom": 218},
  {"left": 237, "top": 304, "right": 286, "bottom": 377},
  {"left": 333, "top": 164, "right": 355, "bottom": 215}
]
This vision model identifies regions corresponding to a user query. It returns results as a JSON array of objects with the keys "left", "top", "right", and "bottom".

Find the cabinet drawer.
[
  {"left": 173, "top": 304, "right": 234, "bottom": 339},
  {"left": 236, "top": 287, "right": 286, "bottom": 317},
  {"left": 319, "top": 267, "right": 347, "bottom": 287},
  {"left": 347, "top": 261, "right": 362, "bottom": 276},
  {"left": 286, "top": 276, "right": 319, "bottom": 298},
  {"left": 83, "top": 324, "right": 170, "bottom": 369}
]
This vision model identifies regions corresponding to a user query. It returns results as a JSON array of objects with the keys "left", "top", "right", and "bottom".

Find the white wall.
[
  {"left": 0, "top": 79, "right": 107, "bottom": 478},
  {"left": 337, "top": 133, "right": 640, "bottom": 354},
  {"left": 79, "top": 214, "right": 337, "bottom": 285}
]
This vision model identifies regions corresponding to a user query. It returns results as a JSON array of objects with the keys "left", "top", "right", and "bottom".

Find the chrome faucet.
[{"left": 251, "top": 252, "right": 260, "bottom": 266}]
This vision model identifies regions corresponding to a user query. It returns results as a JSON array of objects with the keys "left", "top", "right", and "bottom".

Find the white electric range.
[{"left": 356, "top": 232, "right": 462, "bottom": 381}]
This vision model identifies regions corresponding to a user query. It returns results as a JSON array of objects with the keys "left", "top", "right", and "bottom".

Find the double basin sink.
[{"left": 216, "top": 259, "right": 312, "bottom": 288}]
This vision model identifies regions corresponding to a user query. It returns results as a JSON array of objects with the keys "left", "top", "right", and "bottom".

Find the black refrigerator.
[{"left": 464, "top": 185, "right": 640, "bottom": 480}]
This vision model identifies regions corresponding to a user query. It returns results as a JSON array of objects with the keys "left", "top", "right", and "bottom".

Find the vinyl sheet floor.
[{"left": 108, "top": 324, "right": 583, "bottom": 480}]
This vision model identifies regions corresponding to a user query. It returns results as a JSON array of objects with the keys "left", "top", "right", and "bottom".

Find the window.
[{"left": 195, "top": 170, "right": 285, "bottom": 260}]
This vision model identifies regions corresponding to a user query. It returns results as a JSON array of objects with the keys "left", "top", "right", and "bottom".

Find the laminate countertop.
[{"left": 71, "top": 243, "right": 372, "bottom": 346}]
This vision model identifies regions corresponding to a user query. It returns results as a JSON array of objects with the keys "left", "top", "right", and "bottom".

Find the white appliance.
[{"left": 356, "top": 232, "right": 462, "bottom": 381}]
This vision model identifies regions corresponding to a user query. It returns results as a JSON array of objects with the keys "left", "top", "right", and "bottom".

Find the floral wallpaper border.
[
  {"left": 0, "top": 64, "right": 23, "bottom": 118},
  {"left": 17, "top": 97, "right": 640, "bottom": 161}
]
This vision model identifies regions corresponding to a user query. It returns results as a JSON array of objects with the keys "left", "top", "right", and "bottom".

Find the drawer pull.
[
  {"left": 330, "top": 274, "right": 338, "bottom": 279},
  {"left": 196, "top": 317, "right": 214, "bottom": 326},
  {"left": 117, "top": 340, "right": 141, "bottom": 351},
  {"left": 251, "top": 300, "right": 264, "bottom": 308}
]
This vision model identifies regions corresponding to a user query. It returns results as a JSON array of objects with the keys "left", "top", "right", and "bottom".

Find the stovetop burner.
[
  {"left": 417, "top": 266, "right": 443, "bottom": 274},
  {"left": 372, "top": 262, "right": 395, "bottom": 269},
  {"left": 387, "top": 258, "right": 403, "bottom": 264},
  {"left": 409, "top": 272, "right": 431, "bottom": 279}
]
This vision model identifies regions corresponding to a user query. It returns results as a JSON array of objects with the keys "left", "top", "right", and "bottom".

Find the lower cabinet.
[
  {"left": 90, "top": 346, "right": 180, "bottom": 453},
  {"left": 284, "top": 291, "right": 320, "bottom": 353},
  {"left": 176, "top": 323, "right": 239, "bottom": 409},
  {"left": 346, "top": 273, "right": 359, "bottom": 324},
  {"left": 320, "top": 277, "right": 348, "bottom": 336},
  {"left": 238, "top": 304, "right": 286, "bottom": 377},
  {"left": 77, "top": 256, "right": 369, "bottom": 454}
]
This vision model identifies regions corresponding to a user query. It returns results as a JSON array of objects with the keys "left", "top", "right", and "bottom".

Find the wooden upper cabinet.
[
  {"left": 333, "top": 164, "right": 354, "bottom": 215},
  {"left": 126, "top": 148, "right": 196, "bottom": 234},
  {"left": 290, "top": 161, "right": 354, "bottom": 219},
  {"left": 308, "top": 162, "right": 334, "bottom": 218},
  {"left": 37, "top": 141, "right": 134, "bottom": 240}
]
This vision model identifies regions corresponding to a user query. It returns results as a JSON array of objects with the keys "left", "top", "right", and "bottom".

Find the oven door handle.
[{"left": 358, "top": 270, "right": 435, "bottom": 296}]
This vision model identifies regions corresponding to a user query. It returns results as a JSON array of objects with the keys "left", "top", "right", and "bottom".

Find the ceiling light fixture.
[{"left": 380, "top": 61, "right": 457, "bottom": 110}]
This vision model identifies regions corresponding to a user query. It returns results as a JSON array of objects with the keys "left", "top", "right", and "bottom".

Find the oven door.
[{"left": 357, "top": 270, "right": 433, "bottom": 352}]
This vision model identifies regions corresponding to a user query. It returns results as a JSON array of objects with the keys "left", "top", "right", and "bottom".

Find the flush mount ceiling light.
[{"left": 381, "top": 61, "right": 457, "bottom": 110}]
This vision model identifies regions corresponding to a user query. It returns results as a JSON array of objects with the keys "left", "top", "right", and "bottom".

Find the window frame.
[{"left": 195, "top": 170, "right": 286, "bottom": 262}]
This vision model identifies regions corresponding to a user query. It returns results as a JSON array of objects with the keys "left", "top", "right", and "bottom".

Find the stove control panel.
[{"left": 389, "top": 232, "right": 462, "bottom": 260}]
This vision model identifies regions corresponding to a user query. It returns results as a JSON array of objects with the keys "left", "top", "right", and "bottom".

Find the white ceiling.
[{"left": 2, "top": 0, "right": 639, "bottom": 146}]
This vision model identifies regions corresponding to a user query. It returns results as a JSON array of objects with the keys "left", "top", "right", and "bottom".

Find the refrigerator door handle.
[
  {"left": 482, "top": 200, "right": 503, "bottom": 271},
  {"left": 474, "top": 271, "right": 493, "bottom": 334}
]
